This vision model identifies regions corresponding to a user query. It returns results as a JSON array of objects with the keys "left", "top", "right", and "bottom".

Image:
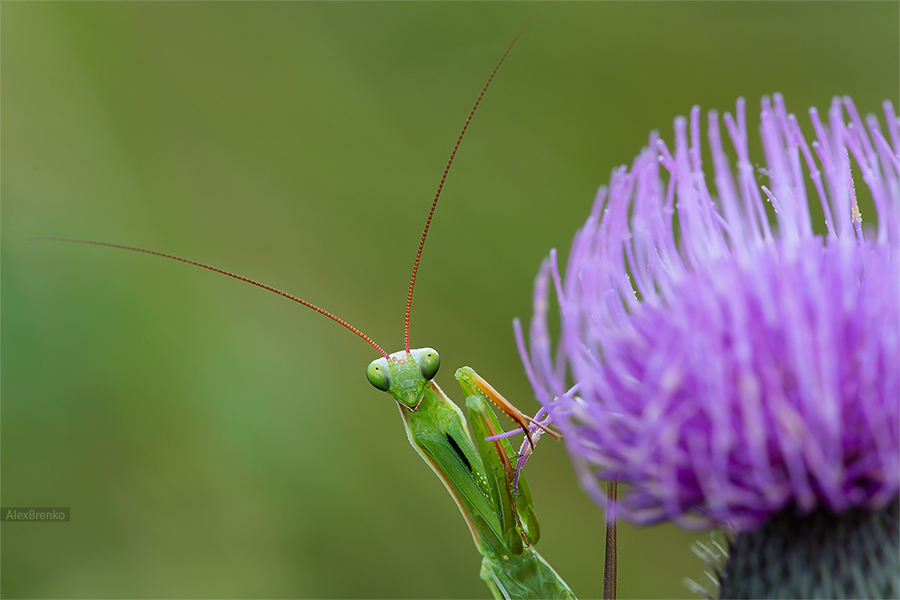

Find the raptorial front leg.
[
  {"left": 456, "top": 366, "right": 576, "bottom": 600},
  {"left": 455, "top": 366, "right": 541, "bottom": 548}
]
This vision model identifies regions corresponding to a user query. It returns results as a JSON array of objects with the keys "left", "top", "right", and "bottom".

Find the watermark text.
[{"left": 1, "top": 507, "right": 70, "bottom": 522}]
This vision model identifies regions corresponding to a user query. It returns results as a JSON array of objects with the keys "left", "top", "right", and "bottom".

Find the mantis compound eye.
[
  {"left": 414, "top": 348, "right": 440, "bottom": 381},
  {"left": 366, "top": 359, "right": 391, "bottom": 391}
]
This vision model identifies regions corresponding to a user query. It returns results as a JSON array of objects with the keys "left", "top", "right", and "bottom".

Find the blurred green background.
[{"left": 3, "top": 2, "right": 897, "bottom": 598}]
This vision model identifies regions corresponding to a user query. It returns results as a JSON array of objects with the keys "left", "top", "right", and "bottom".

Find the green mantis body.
[{"left": 368, "top": 348, "right": 574, "bottom": 599}]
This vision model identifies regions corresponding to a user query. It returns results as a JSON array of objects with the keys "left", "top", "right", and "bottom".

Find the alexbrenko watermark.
[{"left": 1, "top": 507, "right": 70, "bottom": 522}]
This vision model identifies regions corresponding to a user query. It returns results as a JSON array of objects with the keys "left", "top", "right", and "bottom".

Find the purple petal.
[{"left": 519, "top": 96, "right": 900, "bottom": 530}]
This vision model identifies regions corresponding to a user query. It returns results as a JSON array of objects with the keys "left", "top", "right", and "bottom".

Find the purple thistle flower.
[{"left": 515, "top": 95, "right": 899, "bottom": 534}]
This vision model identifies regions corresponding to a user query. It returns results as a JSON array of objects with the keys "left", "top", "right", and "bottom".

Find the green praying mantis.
[{"left": 45, "top": 25, "right": 617, "bottom": 600}]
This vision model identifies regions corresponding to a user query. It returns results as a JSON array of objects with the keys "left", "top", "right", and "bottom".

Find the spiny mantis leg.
[
  {"left": 466, "top": 370, "right": 561, "bottom": 449},
  {"left": 457, "top": 367, "right": 575, "bottom": 600},
  {"left": 487, "top": 406, "right": 553, "bottom": 490},
  {"left": 471, "top": 370, "right": 619, "bottom": 600},
  {"left": 457, "top": 367, "right": 541, "bottom": 548}
]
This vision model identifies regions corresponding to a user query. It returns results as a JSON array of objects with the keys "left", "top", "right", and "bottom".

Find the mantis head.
[{"left": 366, "top": 348, "right": 440, "bottom": 410}]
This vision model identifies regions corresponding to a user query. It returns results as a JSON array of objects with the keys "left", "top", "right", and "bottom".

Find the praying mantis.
[{"left": 40, "top": 23, "right": 598, "bottom": 600}]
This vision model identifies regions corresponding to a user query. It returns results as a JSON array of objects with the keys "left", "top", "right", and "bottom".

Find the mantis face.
[{"left": 366, "top": 347, "right": 441, "bottom": 410}]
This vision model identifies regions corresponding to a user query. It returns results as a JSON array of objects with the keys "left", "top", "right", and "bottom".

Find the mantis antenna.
[
  {"left": 403, "top": 23, "right": 529, "bottom": 354},
  {"left": 43, "top": 26, "right": 530, "bottom": 364},
  {"left": 34, "top": 237, "right": 390, "bottom": 360}
]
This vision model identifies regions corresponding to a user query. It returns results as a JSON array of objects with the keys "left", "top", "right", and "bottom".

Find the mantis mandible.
[{"left": 44, "top": 25, "right": 618, "bottom": 600}]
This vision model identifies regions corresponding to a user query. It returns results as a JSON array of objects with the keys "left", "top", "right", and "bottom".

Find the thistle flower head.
[{"left": 516, "top": 95, "right": 899, "bottom": 530}]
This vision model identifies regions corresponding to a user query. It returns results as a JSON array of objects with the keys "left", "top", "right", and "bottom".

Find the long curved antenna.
[
  {"left": 36, "top": 237, "right": 390, "bottom": 359},
  {"left": 403, "top": 23, "right": 529, "bottom": 353}
]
